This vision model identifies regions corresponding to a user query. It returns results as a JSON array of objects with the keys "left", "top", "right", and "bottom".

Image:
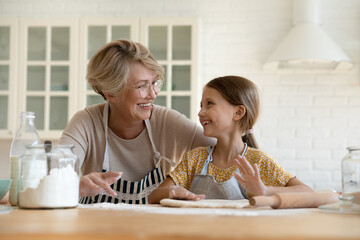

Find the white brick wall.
[{"left": 1, "top": 0, "right": 359, "bottom": 191}]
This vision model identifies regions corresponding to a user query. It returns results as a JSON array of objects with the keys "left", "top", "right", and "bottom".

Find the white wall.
[{"left": 1, "top": 0, "right": 359, "bottom": 191}]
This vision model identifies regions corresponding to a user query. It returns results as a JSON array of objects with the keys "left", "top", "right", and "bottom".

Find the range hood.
[{"left": 263, "top": 0, "right": 353, "bottom": 71}]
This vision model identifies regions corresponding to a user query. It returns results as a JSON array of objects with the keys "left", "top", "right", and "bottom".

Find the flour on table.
[
  {"left": 78, "top": 202, "right": 314, "bottom": 216},
  {"left": 160, "top": 198, "right": 249, "bottom": 209}
]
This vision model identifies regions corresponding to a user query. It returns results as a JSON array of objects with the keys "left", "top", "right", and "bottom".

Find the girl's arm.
[
  {"left": 261, "top": 177, "right": 313, "bottom": 196},
  {"left": 234, "top": 156, "right": 313, "bottom": 196},
  {"left": 148, "top": 177, "right": 205, "bottom": 204}
]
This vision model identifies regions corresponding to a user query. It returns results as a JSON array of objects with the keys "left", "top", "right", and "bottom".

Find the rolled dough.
[{"left": 160, "top": 198, "right": 249, "bottom": 209}]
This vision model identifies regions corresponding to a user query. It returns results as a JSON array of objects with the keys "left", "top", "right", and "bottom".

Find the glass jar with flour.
[
  {"left": 18, "top": 141, "right": 79, "bottom": 209},
  {"left": 340, "top": 146, "right": 360, "bottom": 211}
]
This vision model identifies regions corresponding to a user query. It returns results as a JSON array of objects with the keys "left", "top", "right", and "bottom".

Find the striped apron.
[
  {"left": 80, "top": 103, "right": 175, "bottom": 204},
  {"left": 189, "top": 143, "right": 248, "bottom": 200}
]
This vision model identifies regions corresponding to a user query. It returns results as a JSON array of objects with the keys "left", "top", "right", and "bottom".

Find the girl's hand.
[
  {"left": 79, "top": 171, "right": 122, "bottom": 197},
  {"left": 169, "top": 185, "right": 205, "bottom": 201},
  {"left": 234, "top": 155, "right": 267, "bottom": 196}
]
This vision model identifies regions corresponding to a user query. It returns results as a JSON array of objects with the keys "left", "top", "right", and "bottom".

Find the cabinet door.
[
  {"left": 140, "top": 18, "right": 199, "bottom": 121},
  {"left": 0, "top": 19, "right": 18, "bottom": 138},
  {"left": 19, "top": 19, "right": 77, "bottom": 139},
  {"left": 78, "top": 18, "right": 139, "bottom": 108}
]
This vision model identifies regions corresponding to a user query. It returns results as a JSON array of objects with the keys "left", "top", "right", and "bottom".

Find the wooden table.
[{"left": 1, "top": 204, "right": 360, "bottom": 240}]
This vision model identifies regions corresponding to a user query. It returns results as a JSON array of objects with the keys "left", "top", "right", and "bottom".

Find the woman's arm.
[
  {"left": 160, "top": 107, "right": 216, "bottom": 150},
  {"left": 148, "top": 177, "right": 205, "bottom": 204},
  {"left": 59, "top": 109, "right": 93, "bottom": 168}
]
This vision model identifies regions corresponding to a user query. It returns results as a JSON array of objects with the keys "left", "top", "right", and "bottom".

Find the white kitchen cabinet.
[
  {"left": 0, "top": 17, "right": 199, "bottom": 140},
  {"left": 17, "top": 19, "right": 78, "bottom": 139},
  {"left": 141, "top": 18, "right": 199, "bottom": 120},
  {"left": 0, "top": 19, "right": 18, "bottom": 138}
]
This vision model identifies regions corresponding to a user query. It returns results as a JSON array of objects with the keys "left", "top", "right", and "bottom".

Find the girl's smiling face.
[{"left": 198, "top": 86, "right": 239, "bottom": 138}]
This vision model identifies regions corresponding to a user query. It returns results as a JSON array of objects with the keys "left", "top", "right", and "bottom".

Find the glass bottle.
[
  {"left": 340, "top": 146, "right": 360, "bottom": 212},
  {"left": 9, "top": 112, "right": 41, "bottom": 206}
]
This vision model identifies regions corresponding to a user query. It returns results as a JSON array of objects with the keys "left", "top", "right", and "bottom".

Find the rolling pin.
[{"left": 249, "top": 192, "right": 339, "bottom": 209}]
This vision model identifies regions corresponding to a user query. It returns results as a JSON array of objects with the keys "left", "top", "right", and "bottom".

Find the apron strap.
[
  {"left": 145, "top": 119, "right": 176, "bottom": 168},
  {"left": 102, "top": 102, "right": 110, "bottom": 171},
  {"left": 201, "top": 143, "right": 248, "bottom": 175},
  {"left": 234, "top": 143, "right": 248, "bottom": 173},
  {"left": 200, "top": 146, "right": 215, "bottom": 175},
  {"left": 235, "top": 143, "right": 248, "bottom": 198}
]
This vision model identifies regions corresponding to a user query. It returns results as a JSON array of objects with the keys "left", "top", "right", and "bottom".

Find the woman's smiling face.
[{"left": 110, "top": 62, "right": 158, "bottom": 122}]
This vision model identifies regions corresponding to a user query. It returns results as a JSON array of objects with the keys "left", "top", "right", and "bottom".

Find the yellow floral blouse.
[{"left": 169, "top": 146, "right": 294, "bottom": 196}]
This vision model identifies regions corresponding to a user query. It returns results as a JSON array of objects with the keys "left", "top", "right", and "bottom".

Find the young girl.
[{"left": 148, "top": 76, "right": 312, "bottom": 203}]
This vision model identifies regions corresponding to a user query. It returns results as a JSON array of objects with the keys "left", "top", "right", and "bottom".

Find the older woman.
[{"left": 60, "top": 40, "right": 215, "bottom": 204}]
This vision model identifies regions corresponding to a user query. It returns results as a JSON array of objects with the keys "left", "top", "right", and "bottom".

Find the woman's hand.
[
  {"left": 234, "top": 155, "right": 267, "bottom": 196},
  {"left": 79, "top": 171, "right": 122, "bottom": 197},
  {"left": 169, "top": 185, "right": 205, "bottom": 201}
]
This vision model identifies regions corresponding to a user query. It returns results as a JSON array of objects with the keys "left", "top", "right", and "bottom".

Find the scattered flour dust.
[
  {"left": 19, "top": 165, "right": 79, "bottom": 208},
  {"left": 78, "top": 202, "right": 314, "bottom": 216}
]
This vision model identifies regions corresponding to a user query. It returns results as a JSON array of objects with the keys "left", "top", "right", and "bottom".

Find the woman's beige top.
[{"left": 59, "top": 104, "right": 216, "bottom": 181}]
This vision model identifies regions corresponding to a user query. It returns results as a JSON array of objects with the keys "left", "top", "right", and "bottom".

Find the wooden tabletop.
[{"left": 1, "top": 204, "right": 360, "bottom": 240}]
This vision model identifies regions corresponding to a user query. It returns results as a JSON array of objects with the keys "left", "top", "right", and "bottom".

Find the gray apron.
[
  {"left": 189, "top": 144, "right": 248, "bottom": 200},
  {"left": 80, "top": 103, "right": 175, "bottom": 204}
]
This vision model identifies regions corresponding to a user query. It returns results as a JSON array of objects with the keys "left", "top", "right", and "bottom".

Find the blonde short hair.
[{"left": 87, "top": 39, "right": 164, "bottom": 99}]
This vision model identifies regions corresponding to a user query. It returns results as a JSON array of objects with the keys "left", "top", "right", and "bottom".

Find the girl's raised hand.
[
  {"left": 234, "top": 155, "right": 267, "bottom": 196},
  {"left": 169, "top": 185, "right": 205, "bottom": 201}
]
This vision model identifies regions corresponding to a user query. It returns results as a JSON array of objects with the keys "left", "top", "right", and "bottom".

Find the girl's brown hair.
[{"left": 206, "top": 75, "right": 260, "bottom": 148}]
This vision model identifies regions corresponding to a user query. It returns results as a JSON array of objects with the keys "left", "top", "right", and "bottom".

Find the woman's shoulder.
[
  {"left": 85, "top": 103, "right": 103, "bottom": 116},
  {"left": 76, "top": 104, "right": 103, "bottom": 118},
  {"left": 67, "top": 104, "right": 103, "bottom": 127},
  {"left": 151, "top": 105, "right": 197, "bottom": 129},
  {"left": 151, "top": 104, "right": 187, "bottom": 120}
]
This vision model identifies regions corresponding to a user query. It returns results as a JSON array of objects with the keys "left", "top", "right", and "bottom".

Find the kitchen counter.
[{"left": 0, "top": 203, "right": 360, "bottom": 240}]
